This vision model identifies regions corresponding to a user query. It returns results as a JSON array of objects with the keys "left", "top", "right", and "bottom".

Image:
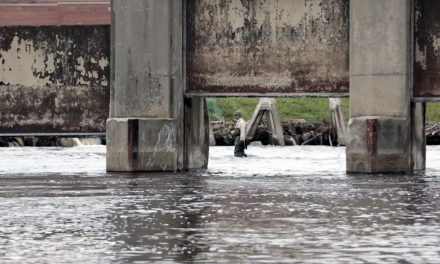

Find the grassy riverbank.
[
  {"left": 427, "top": 103, "right": 440, "bottom": 122},
  {"left": 207, "top": 98, "right": 440, "bottom": 122}
]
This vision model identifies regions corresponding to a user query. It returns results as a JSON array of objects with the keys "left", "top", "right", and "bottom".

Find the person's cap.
[{"left": 234, "top": 110, "right": 242, "bottom": 118}]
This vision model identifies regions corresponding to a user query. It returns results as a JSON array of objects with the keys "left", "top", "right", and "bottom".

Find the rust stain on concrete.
[
  {"left": 186, "top": 0, "right": 349, "bottom": 95},
  {"left": 366, "top": 119, "right": 378, "bottom": 155},
  {"left": 0, "top": 1, "right": 110, "bottom": 26},
  {"left": 0, "top": 26, "right": 110, "bottom": 134}
]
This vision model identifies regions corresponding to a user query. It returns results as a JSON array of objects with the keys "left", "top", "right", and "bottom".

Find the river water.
[{"left": 1, "top": 146, "right": 440, "bottom": 263}]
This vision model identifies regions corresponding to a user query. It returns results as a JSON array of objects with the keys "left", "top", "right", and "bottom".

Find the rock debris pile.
[{"left": 212, "top": 120, "right": 338, "bottom": 146}]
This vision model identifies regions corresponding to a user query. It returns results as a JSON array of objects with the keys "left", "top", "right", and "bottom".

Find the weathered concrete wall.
[
  {"left": 414, "top": 0, "right": 440, "bottom": 98},
  {"left": 0, "top": 26, "right": 110, "bottom": 134},
  {"left": 186, "top": 0, "right": 349, "bottom": 96}
]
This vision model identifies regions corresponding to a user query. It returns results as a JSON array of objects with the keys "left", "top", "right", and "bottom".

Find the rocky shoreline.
[
  {"left": 0, "top": 136, "right": 105, "bottom": 147},
  {"left": 1, "top": 121, "right": 440, "bottom": 147},
  {"left": 212, "top": 120, "right": 338, "bottom": 146},
  {"left": 427, "top": 122, "right": 440, "bottom": 145},
  {"left": 213, "top": 120, "right": 440, "bottom": 146}
]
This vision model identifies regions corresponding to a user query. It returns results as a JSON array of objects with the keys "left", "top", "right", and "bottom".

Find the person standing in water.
[{"left": 232, "top": 110, "right": 247, "bottom": 157}]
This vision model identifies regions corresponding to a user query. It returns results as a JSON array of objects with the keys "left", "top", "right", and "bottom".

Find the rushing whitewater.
[{"left": 1, "top": 146, "right": 440, "bottom": 263}]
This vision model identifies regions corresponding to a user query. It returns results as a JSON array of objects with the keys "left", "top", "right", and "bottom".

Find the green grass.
[
  {"left": 207, "top": 98, "right": 349, "bottom": 122},
  {"left": 207, "top": 98, "right": 440, "bottom": 123},
  {"left": 427, "top": 103, "right": 440, "bottom": 122}
]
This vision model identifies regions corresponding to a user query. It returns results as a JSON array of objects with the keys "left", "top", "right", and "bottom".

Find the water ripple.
[{"left": 0, "top": 146, "right": 439, "bottom": 263}]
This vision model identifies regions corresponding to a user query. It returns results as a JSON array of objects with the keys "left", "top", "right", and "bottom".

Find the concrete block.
[
  {"left": 346, "top": 117, "right": 411, "bottom": 173},
  {"left": 107, "top": 118, "right": 177, "bottom": 172}
]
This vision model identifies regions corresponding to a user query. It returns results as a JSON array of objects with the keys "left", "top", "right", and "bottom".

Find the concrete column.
[
  {"left": 184, "top": 98, "right": 210, "bottom": 169},
  {"left": 411, "top": 102, "right": 426, "bottom": 171},
  {"left": 107, "top": 0, "right": 209, "bottom": 171},
  {"left": 347, "top": 0, "right": 425, "bottom": 173},
  {"left": 107, "top": 0, "right": 208, "bottom": 172}
]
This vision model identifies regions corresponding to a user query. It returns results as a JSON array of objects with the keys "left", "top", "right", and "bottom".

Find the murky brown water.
[{"left": 1, "top": 146, "right": 440, "bottom": 263}]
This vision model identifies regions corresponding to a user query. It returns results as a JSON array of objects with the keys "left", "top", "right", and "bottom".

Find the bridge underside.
[
  {"left": 185, "top": 0, "right": 349, "bottom": 97},
  {"left": 1, "top": 0, "right": 440, "bottom": 173}
]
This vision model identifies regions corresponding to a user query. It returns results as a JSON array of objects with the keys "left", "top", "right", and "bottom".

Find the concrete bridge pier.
[
  {"left": 347, "top": 0, "right": 426, "bottom": 173},
  {"left": 106, "top": 0, "right": 209, "bottom": 172}
]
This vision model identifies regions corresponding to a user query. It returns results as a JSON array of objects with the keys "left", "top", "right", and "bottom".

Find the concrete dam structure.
[{"left": 1, "top": 0, "right": 440, "bottom": 174}]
